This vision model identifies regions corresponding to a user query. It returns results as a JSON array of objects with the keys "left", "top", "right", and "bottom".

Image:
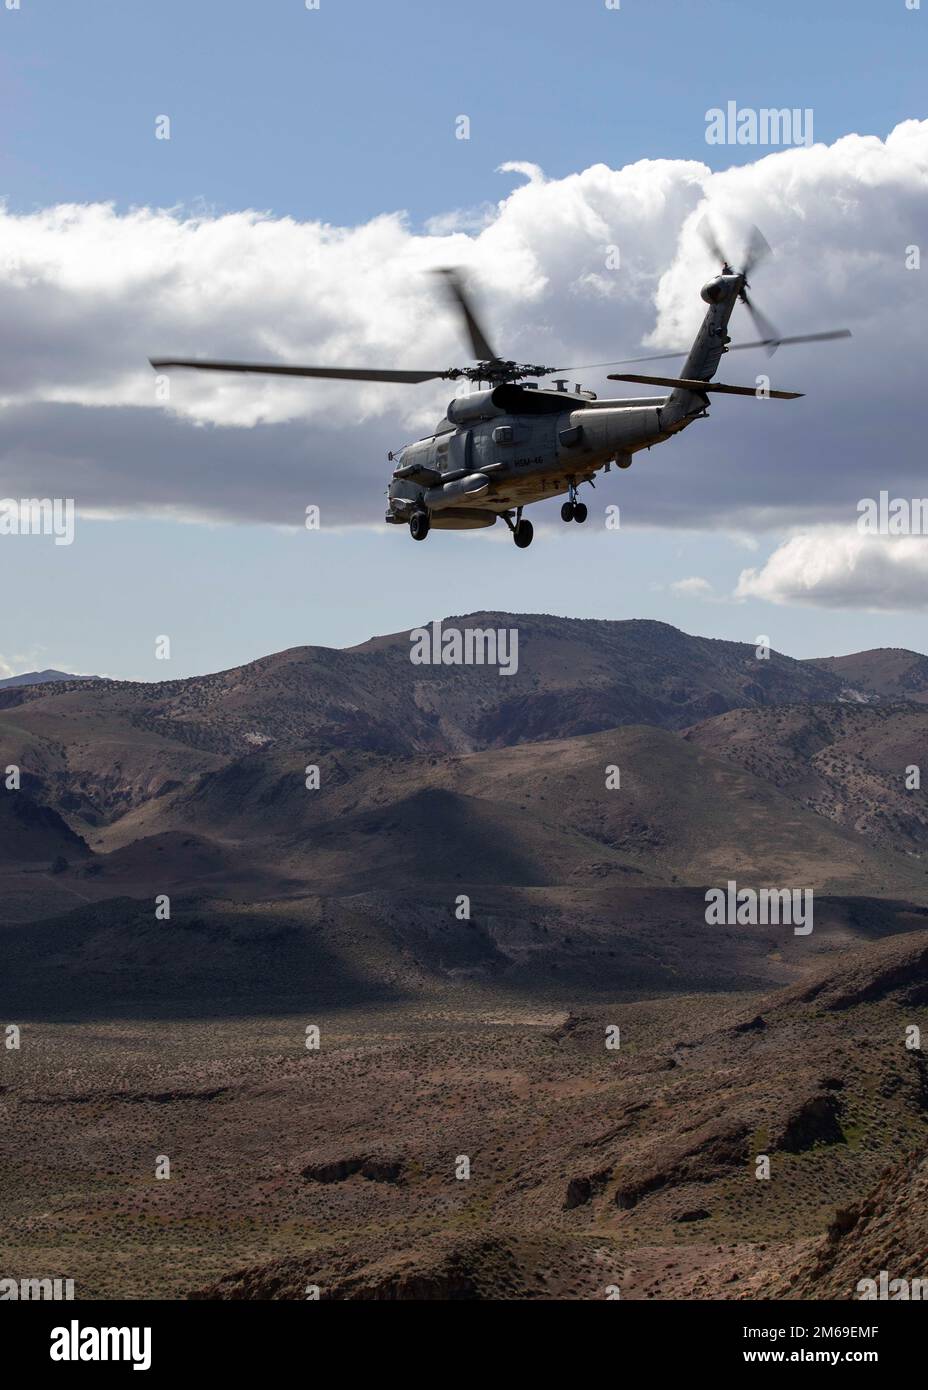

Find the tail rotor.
[{"left": 699, "top": 219, "right": 781, "bottom": 353}]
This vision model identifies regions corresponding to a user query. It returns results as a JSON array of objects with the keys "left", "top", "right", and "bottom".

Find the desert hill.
[
  {"left": 5, "top": 927, "right": 927, "bottom": 1300},
  {"left": 0, "top": 668, "right": 94, "bottom": 690},
  {"left": 117, "top": 725, "right": 927, "bottom": 896},
  {"left": 0, "top": 785, "right": 90, "bottom": 865},
  {"left": 808, "top": 647, "right": 928, "bottom": 704},
  {"left": 773, "top": 1149, "right": 928, "bottom": 1299},
  {"left": 173, "top": 930, "right": 928, "bottom": 1301},
  {"left": 685, "top": 703, "right": 928, "bottom": 854}
]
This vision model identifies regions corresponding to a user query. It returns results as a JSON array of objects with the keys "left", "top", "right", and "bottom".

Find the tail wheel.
[
  {"left": 560, "top": 501, "right": 574, "bottom": 523},
  {"left": 410, "top": 511, "right": 430, "bottom": 541},
  {"left": 513, "top": 519, "right": 534, "bottom": 549},
  {"left": 573, "top": 502, "right": 588, "bottom": 523}
]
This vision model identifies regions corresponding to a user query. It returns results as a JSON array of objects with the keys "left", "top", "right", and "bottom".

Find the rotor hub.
[{"left": 458, "top": 360, "right": 555, "bottom": 385}]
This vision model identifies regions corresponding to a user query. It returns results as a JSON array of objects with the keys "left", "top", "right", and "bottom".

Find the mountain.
[
  {"left": 0, "top": 614, "right": 876, "bottom": 836},
  {"left": 0, "top": 668, "right": 95, "bottom": 689},
  {"left": 3, "top": 614, "right": 928, "bottom": 939},
  {"left": 807, "top": 648, "right": 928, "bottom": 704}
]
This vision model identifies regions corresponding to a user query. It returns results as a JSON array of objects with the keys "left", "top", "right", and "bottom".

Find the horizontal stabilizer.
[{"left": 606, "top": 373, "right": 803, "bottom": 400}]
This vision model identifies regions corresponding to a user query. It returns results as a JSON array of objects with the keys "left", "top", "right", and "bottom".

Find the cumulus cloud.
[
  {"left": 1, "top": 121, "right": 926, "bottom": 527},
  {"left": 736, "top": 527, "right": 928, "bottom": 611}
]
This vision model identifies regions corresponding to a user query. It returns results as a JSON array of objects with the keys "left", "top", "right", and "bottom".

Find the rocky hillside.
[
  {"left": 807, "top": 648, "right": 928, "bottom": 704},
  {"left": 685, "top": 704, "right": 928, "bottom": 854}
]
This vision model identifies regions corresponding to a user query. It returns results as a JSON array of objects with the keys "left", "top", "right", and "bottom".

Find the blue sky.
[
  {"left": 1, "top": 0, "right": 927, "bottom": 679},
  {"left": 3, "top": 0, "right": 922, "bottom": 228}
]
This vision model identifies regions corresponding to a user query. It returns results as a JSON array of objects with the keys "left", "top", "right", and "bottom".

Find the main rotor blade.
[
  {"left": 149, "top": 357, "right": 451, "bottom": 384},
  {"left": 552, "top": 352, "right": 692, "bottom": 369},
  {"left": 551, "top": 353, "right": 694, "bottom": 370},
  {"left": 724, "top": 328, "right": 853, "bottom": 352},
  {"left": 433, "top": 267, "right": 498, "bottom": 362},
  {"left": 544, "top": 359, "right": 639, "bottom": 373},
  {"left": 574, "top": 327, "right": 852, "bottom": 369},
  {"left": 607, "top": 372, "right": 803, "bottom": 399}
]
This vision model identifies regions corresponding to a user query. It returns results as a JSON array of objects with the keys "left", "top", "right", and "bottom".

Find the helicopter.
[{"left": 150, "top": 223, "right": 850, "bottom": 550}]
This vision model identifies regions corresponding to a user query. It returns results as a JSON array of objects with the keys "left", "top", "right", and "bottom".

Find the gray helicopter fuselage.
[{"left": 387, "top": 386, "right": 681, "bottom": 529}]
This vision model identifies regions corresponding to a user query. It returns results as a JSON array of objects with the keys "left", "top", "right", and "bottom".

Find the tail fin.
[{"left": 663, "top": 282, "right": 741, "bottom": 424}]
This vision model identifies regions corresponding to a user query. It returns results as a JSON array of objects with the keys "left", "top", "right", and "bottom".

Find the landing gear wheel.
[
  {"left": 513, "top": 519, "right": 534, "bottom": 549},
  {"left": 572, "top": 502, "right": 588, "bottom": 523},
  {"left": 409, "top": 511, "right": 430, "bottom": 541},
  {"left": 560, "top": 502, "right": 574, "bottom": 523}
]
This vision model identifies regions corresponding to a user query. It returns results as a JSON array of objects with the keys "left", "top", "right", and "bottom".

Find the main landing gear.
[
  {"left": 503, "top": 507, "right": 534, "bottom": 549},
  {"left": 409, "top": 510, "right": 430, "bottom": 541},
  {"left": 560, "top": 481, "right": 588, "bottom": 524}
]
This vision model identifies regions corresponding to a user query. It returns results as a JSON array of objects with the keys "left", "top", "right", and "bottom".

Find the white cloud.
[
  {"left": 423, "top": 205, "right": 497, "bottom": 236},
  {"left": 0, "top": 120, "right": 926, "bottom": 527},
  {"left": 0, "top": 648, "right": 45, "bottom": 679},
  {"left": 671, "top": 576, "right": 713, "bottom": 596},
  {"left": 736, "top": 527, "right": 928, "bottom": 611}
]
